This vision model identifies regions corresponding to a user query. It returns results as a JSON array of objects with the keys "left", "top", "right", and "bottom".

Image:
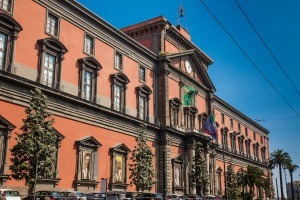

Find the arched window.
[
  {"left": 0, "top": 13, "right": 22, "bottom": 72},
  {"left": 37, "top": 38, "right": 68, "bottom": 89},
  {"left": 78, "top": 57, "right": 102, "bottom": 102},
  {"left": 110, "top": 73, "right": 130, "bottom": 113},
  {"left": 136, "top": 85, "right": 152, "bottom": 121}
]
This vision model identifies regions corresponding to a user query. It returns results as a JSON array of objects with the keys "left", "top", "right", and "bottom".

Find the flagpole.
[{"left": 222, "top": 135, "right": 228, "bottom": 200}]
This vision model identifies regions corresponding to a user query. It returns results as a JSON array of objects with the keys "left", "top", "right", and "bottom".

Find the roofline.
[
  {"left": 212, "top": 95, "right": 270, "bottom": 134},
  {"left": 62, "top": 0, "right": 157, "bottom": 60}
]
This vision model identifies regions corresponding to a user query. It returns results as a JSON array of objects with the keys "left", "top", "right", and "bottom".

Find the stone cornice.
[
  {"left": 34, "top": 0, "right": 157, "bottom": 68},
  {"left": 212, "top": 95, "right": 269, "bottom": 135}
]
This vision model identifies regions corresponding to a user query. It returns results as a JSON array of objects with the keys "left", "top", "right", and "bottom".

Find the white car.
[{"left": 0, "top": 189, "right": 21, "bottom": 200}]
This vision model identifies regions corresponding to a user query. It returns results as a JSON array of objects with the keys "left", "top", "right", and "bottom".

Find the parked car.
[
  {"left": 85, "top": 193, "right": 105, "bottom": 200},
  {"left": 23, "top": 191, "right": 66, "bottom": 200},
  {"left": 0, "top": 189, "right": 21, "bottom": 200},
  {"left": 62, "top": 191, "right": 87, "bottom": 200},
  {"left": 135, "top": 193, "right": 163, "bottom": 200},
  {"left": 184, "top": 195, "right": 202, "bottom": 200},
  {"left": 167, "top": 194, "right": 183, "bottom": 200}
]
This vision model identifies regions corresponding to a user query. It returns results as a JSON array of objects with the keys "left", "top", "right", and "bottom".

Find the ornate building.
[{"left": 0, "top": 0, "right": 270, "bottom": 198}]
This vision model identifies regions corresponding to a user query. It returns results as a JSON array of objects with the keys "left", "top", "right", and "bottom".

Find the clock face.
[{"left": 185, "top": 60, "right": 192, "bottom": 74}]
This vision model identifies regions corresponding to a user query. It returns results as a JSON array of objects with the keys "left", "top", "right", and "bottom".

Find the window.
[
  {"left": 0, "top": 115, "right": 15, "bottom": 183},
  {"left": 238, "top": 123, "right": 241, "bottom": 131},
  {"left": 169, "top": 98, "right": 181, "bottom": 127},
  {"left": 198, "top": 113, "right": 208, "bottom": 130},
  {"left": 139, "top": 66, "right": 146, "bottom": 82},
  {"left": 172, "top": 155, "right": 184, "bottom": 190},
  {"left": 261, "top": 135, "right": 263, "bottom": 144},
  {"left": 84, "top": 34, "right": 94, "bottom": 55},
  {"left": 230, "top": 118, "right": 233, "bottom": 129},
  {"left": 221, "top": 127, "right": 229, "bottom": 150},
  {"left": 110, "top": 73, "right": 130, "bottom": 113},
  {"left": 245, "top": 127, "right": 248, "bottom": 136},
  {"left": 0, "top": 33, "right": 6, "bottom": 70},
  {"left": 38, "top": 38, "right": 68, "bottom": 89},
  {"left": 216, "top": 167, "right": 222, "bottom": 195},
  {"left": 136, "top": 85, "right": 152, "bottom": 121},
  {"left": 0, "top": 0, "right": 13, "bottom": 13},
  {"left": 221, "top": 113, "right": 225, "bottom": 124},
  {"left": 110, "top": 143, "right": 130, "bottom": 190},
  {"left": 238, "top": 136, "right": 245, "bottom": 155},
  {"left": 46, "top": 12, "right": 59, "bottom": 37},
  {"left": 183, "top": 106, "right": 197, "bottom": 129},
  {"left": 0, "top": 13, "right": 22, "bottom": 71},
  {"left": 114, "top": 52, "right": 122, "bottom": 70},
  {"left": 75, "top": 136, "right": 102, "bottom": 189},
  {"left": 78, "top": 57, "right": 102, "bottom": 102},
  {"left": 253, "top": 132, "right": 256, "bottom": 140}
]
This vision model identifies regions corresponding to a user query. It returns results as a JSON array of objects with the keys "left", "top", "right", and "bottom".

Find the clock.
[{"left": 185, "top": 60, "right": 192, "bottom": 74}]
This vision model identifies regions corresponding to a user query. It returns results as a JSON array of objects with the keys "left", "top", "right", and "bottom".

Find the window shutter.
[{"left": 93, "top": 151, "right": 99, "bottom": 181}]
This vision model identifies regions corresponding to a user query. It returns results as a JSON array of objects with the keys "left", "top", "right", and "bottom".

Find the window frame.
[
  {"left": 172, "top": 155, "right": 185, "bottom": 191},
  {"left": 169, "top": 98, "right": 182, "bottom": 127},
  {"left": 110, "top": 73, "right": 130, "bottom": 113},
  {"left": 110, "top": 143, "right": 131, "bottom": 190},
  {"left": 45, "top": 11, "right": 60, "bottom": 38},
  {"left": 78, "top": 57, "right": 102, "bottom": 102},
  {"left": 37, "top": 38, "right": 68, "bottom": 89},
  {"left": 0, "top": 13, "right": 22, "bottom": 72},
  {"left": 198, "top": 112, "right": 208, "bottom": 130},
  {"left": 75, "top": 136, "right": 102, "bottom": 189},
  {"left": 136, "top": 85, "right": 152, "bottom": 121},
  {"left": 139, "top": 65, "right": 146, "bottom": 82},
  {"left": 114, "top": 51, "right": 123, "bottom": 71},
  {"left": 83, "top": 33, "right": 95, "bottom": 56},
  {"left": 183, "top": 106, "right": 198, "bottom": 129},
  {"left": 0, "top": 0, "right": 14, "bottom": 14},
  {"left": 221, "top": 113, "right": 225, "bottom": 124}
]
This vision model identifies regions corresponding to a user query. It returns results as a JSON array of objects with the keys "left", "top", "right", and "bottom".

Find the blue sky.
[{"left": 77, "top": 0, "right": 300, "bottom": 196}]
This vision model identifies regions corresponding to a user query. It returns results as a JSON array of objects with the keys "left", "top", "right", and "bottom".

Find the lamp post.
[{"left": 276, "top": 178, "right": 279, "bottom": 200}]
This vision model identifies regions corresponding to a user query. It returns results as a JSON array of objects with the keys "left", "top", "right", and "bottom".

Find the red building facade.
[{"left": 0, "top": 0, "right": 270, "bottom": 198}]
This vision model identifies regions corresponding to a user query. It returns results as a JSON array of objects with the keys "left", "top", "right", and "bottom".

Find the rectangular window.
[
  {"left": 83, "top": 70, "right": 92, "bottom": 100},
  {"left": 114, "top": 85, "right": 122, "bottom": 112},
  {"left": 84, "top": 34, "right": 94, "bottom": 55},
  {"left": 238, "top": 123, "right": 241, "bottom": 131},
  {"left": 139, "top": 66, "right": 146, "bottom": 82},
  {"left": 46, "top": 13, "right": 59, "bottom": 37},
  {"left": 0, "top": 33, "right": 6, "bottom": 70},
  {"left": 0, "top": 0, "right": 12, "bottom": 12},
  {"left": 115, "top": 52, "right": 122, "bottom": 70},
  {"left": 245, "top": 128, "right": 248, "bottom": 136},
  {"left": 221, "top": 113, "right": 225, "bottom": 124},
  {"left": 139, "top": 96, "right": 145, "bottom": 120},
  {"left": 43, "top": 53, "right": 56, "bottom": 87},
  {"left": 253, "top": 132, "right": 256, "bottom": 140},
  {"left": 230, "top": 118, "right": 233, "bottom": 129}
]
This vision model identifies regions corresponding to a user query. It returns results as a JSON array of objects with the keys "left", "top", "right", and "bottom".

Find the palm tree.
[
  {"left": 287, "top": 162, "right": 299, "bottom": 200},
  {"left": 269, "top": 149, "right": 291, "bottom": 200},
  {"left": 237, "top": 165, "right": 265, "bottom": 198}
]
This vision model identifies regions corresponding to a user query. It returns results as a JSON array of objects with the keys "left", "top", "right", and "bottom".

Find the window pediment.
[
  {"left": 183, "top": 106, "right": 198, "bottom": 114},
  {"left": 136, "top": 85, "right": 152, "bottom": 95},
  {"left": 110, "top": 73, "right": 130, "bottom": 84},
  {"left": 53, "top": 128, "right": 65, "bottom": 141},
  {"left": 0, "top": 115, "right": 16, "bottom": 130},
  {"left": 79, "top": 57, "right": 102, "bottom": 71},
  {"left": 221, "top": 127, "right": 229, "bottom": 134},
  {"left": 0, "top": 13, "right": 23, "bottom": 32},
  {"left": 169, "top": 98, "right": 181, "bottom": 107},
  {"left": 110, "top": 143, "right": 131, "bottom": 155},
  {"left": 38, "top": 38, "right": 68, "bottom": 54},
  {"left": 76, "top": 136, "right": 102, "bottom": 149},
  {"left": 172, "top": 155, "right": 184, "bottom": 163}
]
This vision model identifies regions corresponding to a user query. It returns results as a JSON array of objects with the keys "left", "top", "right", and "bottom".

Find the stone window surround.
[
  {"left": 45, "top": 11, "right": 60, "bottom": 38},
  {"left": 136, "top": 85, "right": 152, "bottom": 121},
  {"left": 172, "top": 155, "right": 185, "bottom": 192},
  {"left": 78, "top": 57, "right": 102, "bottom": 102},
  {"left": 37, "top": 38, "right": 68, "bottom": 90},
  {"left": 110, "top": 73, "right": 130, "bottom": 113},
  {"left": 0, "top": 12, "right": 22, "bottom": 72}
]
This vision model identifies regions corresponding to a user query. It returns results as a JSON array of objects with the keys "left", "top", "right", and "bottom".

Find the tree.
[
  {"left": 189, "top": 141, "right": 209, "bottom": 196},
  {"left": 226, "top": 164, "right": 240, "bottom": 199},
  {"left": 129, "top": 124, "right": 155, "bottom": 192},
  {"left": 269, "top": 149, "right": 291, "bottom": 200},
  {"left": 10, "top": 88, "right": 57, "bottom": 193},
  {"left": 237, "top": 165, "right": 265, "bottom": 199},
  {"left": 287, "top": 162, "right": 299, "bottom": 200}
]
